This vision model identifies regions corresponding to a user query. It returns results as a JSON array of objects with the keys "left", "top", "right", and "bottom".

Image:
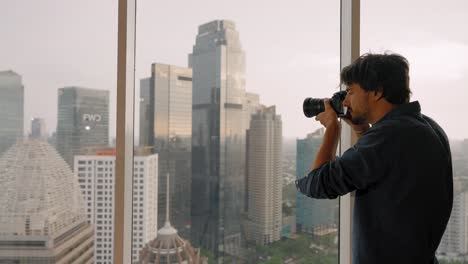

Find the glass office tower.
[
  {"left": 190, "top": 20, "right": 247, "bottom": 259},
  {"left": 140, "top": 63, "right": 192, "bottom": 237},
  {"left": 0, "top": 70, "right": 24, "bottom": 156},
  {"left": 56, "top": 87, "right": 109, "bottom": 168}
]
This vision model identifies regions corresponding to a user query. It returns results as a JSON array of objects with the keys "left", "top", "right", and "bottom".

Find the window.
[
  {"left": 0, "top": 1, "right": 370, "bottom": 263},
  {"left": 133, "top": 0, "right": 341, "bottom": 262},
  {"left": 361, "top": 1, "right": 466, "bottom": 263}
]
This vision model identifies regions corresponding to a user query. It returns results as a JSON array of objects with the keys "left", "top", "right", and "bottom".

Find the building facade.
[
  {"left": 75, "top": 150, "right": 158, "bottom": 263},
  {"left": 296, "top": 128, "right": 338, "bottom": 234},
  {"left": 245, "top": 106, "right": 282, "bottom": 245},
  {"left": 139, "top": 63, "right": 192, "bottom": 237},
  {"left": 438, "top": 191, "right": 468, "bottom": 256},
  {"left": 190, "top": 20, "right": 248, "bottom": 258},
  {"left": 139, "top": 77, "right": 152, "bottom": 147},
  {"left": 31, "top": 117, "right": 47, "bottom": 139},
  {"left": 56, "top": 87, "right": 109, "bottom": 168},
  {"left": 0, "top": 70, "right": 24, "bottom": 156}
]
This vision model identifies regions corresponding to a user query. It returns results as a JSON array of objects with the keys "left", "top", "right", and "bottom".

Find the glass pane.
[
  {"left": 0, "top": 1, "right": 117, "bottom": 262},
  {"left": 361, "top": 1, "right": 467, "bottom": 263},
  {"left": 134, "top": 1, "right": 340, "bottom": 263}
]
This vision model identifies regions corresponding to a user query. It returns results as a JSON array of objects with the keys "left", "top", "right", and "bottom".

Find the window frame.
[
  {"left": 339, "top": 1, "right": 360, "bottom": 263},
  {"left": 113, "top": 0, "right": 360, "bottom": 263}
]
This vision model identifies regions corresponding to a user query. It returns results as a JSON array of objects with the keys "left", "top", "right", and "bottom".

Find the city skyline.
[
  {"left": 1, "top": 1, "right": 468, "bottom": 263},
  {"left": 1, "top": 0, "right": 467, "bottom": 139}
]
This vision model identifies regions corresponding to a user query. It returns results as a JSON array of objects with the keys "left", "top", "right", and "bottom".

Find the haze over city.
[{"left": 1, "top": 0, "right": 467, "bottom": 139}]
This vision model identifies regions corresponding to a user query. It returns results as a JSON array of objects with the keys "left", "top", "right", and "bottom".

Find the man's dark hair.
[{"left": 340, "top": 53, "right": 412, "bottom": 104}]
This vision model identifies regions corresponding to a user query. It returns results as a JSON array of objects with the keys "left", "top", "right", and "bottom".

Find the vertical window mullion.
[
  {"left": 339, "top": 0, "right": 360, "bottom": 263},
  {"left": 114, "top": 0, "right": 136, "bottom": 263}
]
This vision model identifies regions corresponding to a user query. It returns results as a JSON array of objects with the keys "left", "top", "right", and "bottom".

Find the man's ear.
[{"left": 373, "top": 87, "right": 384, "bottom": 101}]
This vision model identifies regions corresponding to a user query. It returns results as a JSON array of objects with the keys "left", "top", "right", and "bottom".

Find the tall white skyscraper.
[
  {"left": 75, "top": 149, "right": 158, "bottom": 263},
  {"left": 245, "top": 106, "right": 282, "bottom": 245},
  {"left": 0, "top": 70, "right": 24, "bottom": 156},
  {"left": 438, "top": 191, "right": 468, "bottom": 256}
]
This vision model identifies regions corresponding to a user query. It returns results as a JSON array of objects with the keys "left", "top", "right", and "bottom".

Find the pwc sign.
[{"left": 82, "top": 114, "right": 102, "bottom": 122}]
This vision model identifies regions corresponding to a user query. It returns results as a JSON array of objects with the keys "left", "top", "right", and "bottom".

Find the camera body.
[{"left": 303, "top": 91, "right": 348, "bottom": 118}]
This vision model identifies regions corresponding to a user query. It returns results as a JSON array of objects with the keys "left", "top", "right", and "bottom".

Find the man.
[{"left": 296, "top": 53, "right": 453, "bottom": 264}]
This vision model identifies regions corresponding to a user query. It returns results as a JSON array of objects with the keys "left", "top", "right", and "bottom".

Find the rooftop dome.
[
  {"left": 138, "top": 220, "right": 202, "bottom": 264},
  {"left": 0, "top": 139, "right": 87, "bottom": 237},
  {"left": 138, "top": 173, "right": 203, "bottom": 264}
]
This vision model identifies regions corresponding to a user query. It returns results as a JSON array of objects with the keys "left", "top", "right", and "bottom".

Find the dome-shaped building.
[
  {"left": 138, "top": 174, "right": 206, "bottom": 264},
  {"left": 138, "top": 220, "right": 203, "bottom": 264},
  {"left": 0, "top": 139, "right": 94, "bottom": 262}
]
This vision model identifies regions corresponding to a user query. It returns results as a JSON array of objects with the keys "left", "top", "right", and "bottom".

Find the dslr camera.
[{"left": 303, "top": 91, "right": 348, "bottom": 118}]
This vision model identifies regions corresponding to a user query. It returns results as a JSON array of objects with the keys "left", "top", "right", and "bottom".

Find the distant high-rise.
[
  {"left": 243, "top": 92, "right": 261, "bottom": 211},
  {"left": 244, "top": 92, "right": 260, "bottom": 130},
  {"left": 438, "top": 191, "right": 468, "bottom": 255},
  {"left": 245, "top": 106, "right": 282, "bottom": 245},
  {"left": 139, "top": 77, "right": 152, "bottom": 147},
  {"left": 139, "top": 63, "right": 192, "bottom": 237},
  {"left": 296, "top": 129, "right": 338, "bottom": 234},
  {"left": 190, "top": 20, "right": 247, "bottom": 258},
  {"left": 31, "top": 117, "right": 47, "bottom": 139},
  {"left": 75, "top": 148, "right": 158, "bottom": 263},
  {"left": 0, "top": 139, "right": 94, "bottom": 262},
  {"left": 463, "top": 139, "right": 468, "bottom": 155},
  {"left": 56, "top": 86, "right": 109, "bottom": 168},
  {"left": 0, "top": 70, "right": 24, "bottom": 156}
]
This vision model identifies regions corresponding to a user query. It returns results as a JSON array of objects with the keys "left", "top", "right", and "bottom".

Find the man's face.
[{"left": 343, "top": 83, "right": 370, "bottom": 125}]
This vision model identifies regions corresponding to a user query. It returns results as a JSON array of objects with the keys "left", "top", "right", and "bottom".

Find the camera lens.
[{"left": 303, "top": 98, "right": 324, "bottom": 118}]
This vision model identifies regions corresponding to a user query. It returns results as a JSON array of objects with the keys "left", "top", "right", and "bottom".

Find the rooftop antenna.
[{"left": 165, "top": 172, "right": 170, "bottom": 225}]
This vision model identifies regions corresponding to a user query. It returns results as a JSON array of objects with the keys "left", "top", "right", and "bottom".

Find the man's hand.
[
  {"left": 312, "top": 99, "right": 341, "bottom": 169},
  {"left": 315, "top": 99, "right": 340, "bottom": 128}
]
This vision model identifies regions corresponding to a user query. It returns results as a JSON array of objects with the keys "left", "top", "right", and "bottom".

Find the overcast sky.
[{"left": 1, "top": 0, "right": 467, "bottom": 140}]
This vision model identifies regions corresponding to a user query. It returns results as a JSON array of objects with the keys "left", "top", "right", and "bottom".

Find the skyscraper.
[
  {"left": 139, "top": 63, "right": 192, "bottom": 237},
  {"left": 296, "top": 129, "right": 338, "bottom": 234},
  {"left": 244, "top": 92, "right": 260, "bottom": 130},
  {"left": 0, "top": 70, "right": 24, "bottom": 156},
  {"left": 31, "top": 117, "right": 47, "bottom": 139},
  {"left": 438, "top": 191, "right": 468, "bottom": 255},
  {"left": 56, "top": 86, "right": 109, "bottom": 168},
  {"left": 245, "top": 106, "right": 282, "bottom": 245},
  {"left": 139, "top": 77, "right": 152, "bottom": 147},
  {"left": 75, "top": 148, "right": 158, "bottom": 263},
  {"left": 190, "top": 20, "right": 247, "bottom": 258},
  {"left": 0, "top": 139, "right": 94, "bottom": 262}
]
